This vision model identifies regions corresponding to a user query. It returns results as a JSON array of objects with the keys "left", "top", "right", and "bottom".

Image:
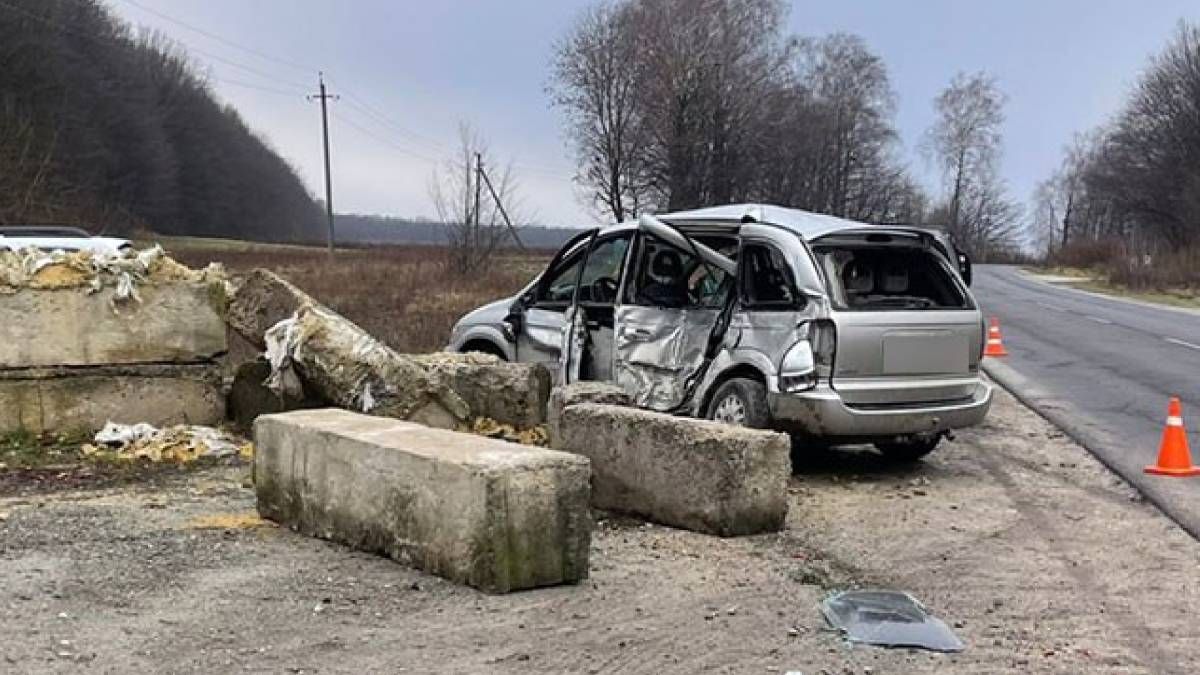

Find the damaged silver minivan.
[{"left": 448, "top": 203, "right": 992, "bottom": 460}]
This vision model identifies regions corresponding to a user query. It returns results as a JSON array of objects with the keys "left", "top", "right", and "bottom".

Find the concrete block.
[
  {"left": 283, "top": 305, "right": 470, "bottom": 429},
  {"left": 546, "top": 382, "right": 631, "bottom": 447},
  {"left": 554, "top": 403, "right": 790, "bottom": 536},
  {"left": 226, "top": 269, "right": 316, "bottom": 349},
  {"left": 254, "top": 408, "right": 592, "bottom": 593},
  {"left": 0, "top": 282, "right": 226, "bottom": 368},
  {"left": 0, "top": 364, "right": 225, "bottom": 434},
  {"left": 414, "top": 352, "right": 552, "bottom": 427}
]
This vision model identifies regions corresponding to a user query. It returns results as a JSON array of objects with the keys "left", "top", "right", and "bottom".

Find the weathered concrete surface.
[
  {"left": 227, "top": 359, "right": 324, "bottom": 431},
  {"left": 231, "top": 270, "right": 539, "bottom": 428},
  {"left": 254, "top": 408, "right": 592, "bottom": 593},
  {"left": 0, "top": 363, "right": 224, "bottom": 434},
  {"left": 283, "top": 306, "right": 470, "bottom": 429},
  {"left": 226, "top": 269, "right": 317, "bottom": 349},
  {"left": 546, "top": 382, "right": 631, "bottom": 448},
  {"left": 555, "top": 403, "right": 789, "bottom": 536},
  {"left": 414, "top": 352, "right": 552, "bottom": 428},
  {"left": 0, "top": 282, "right": 226, "bottom": 368}
]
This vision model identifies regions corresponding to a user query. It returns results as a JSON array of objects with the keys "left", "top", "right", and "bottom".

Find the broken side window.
[
  {"left": 739, "top": 242, "right": 799, "bottom": 309},
  {"left": 537, "top": 247, "right": 586, "bottom": 308},
  {"left": 626, "top": 235, "right": 737, "bottom": 310}
]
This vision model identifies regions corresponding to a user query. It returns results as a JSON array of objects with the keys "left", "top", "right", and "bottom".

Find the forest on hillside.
[{"left": 0, "top": 0, "right": 323, "bottom": 241}]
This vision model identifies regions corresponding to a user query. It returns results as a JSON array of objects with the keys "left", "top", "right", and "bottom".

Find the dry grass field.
[{"left": 160, "top": 237, "right": 551, "bottom": 353}]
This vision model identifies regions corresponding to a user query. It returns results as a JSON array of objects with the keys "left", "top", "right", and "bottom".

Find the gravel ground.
[{"left": 2, "top": 385, "right": 1198, "bottom": 674}]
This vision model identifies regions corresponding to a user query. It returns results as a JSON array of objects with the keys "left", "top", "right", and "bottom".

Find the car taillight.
[
  {"left": 780, "top": 320, "right": 837, "bottom": 393},
  {"left": 810, "top": 319, "right": 836, "bottom": 381}
]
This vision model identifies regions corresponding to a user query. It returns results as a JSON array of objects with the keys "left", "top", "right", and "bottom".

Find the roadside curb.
[{"left": 981, "top": 358, "right": 1200, "bottom": 541}]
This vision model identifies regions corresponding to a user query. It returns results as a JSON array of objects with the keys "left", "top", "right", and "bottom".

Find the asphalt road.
[{"left": 974, "top": 264, "right": 1200, "bottom": 537}]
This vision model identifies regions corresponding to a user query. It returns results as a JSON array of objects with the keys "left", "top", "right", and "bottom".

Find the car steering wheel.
[{"left": 590, "top": 276, "right": 619, "bottom": 303}]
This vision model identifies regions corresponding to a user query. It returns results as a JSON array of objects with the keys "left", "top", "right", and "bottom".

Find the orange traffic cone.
[
  {"left": 1145, "top": 397, "right": 1200, "bottom": 477},
  {"left": 984, "top": 317, "right": 1008, "bottom": 357}
]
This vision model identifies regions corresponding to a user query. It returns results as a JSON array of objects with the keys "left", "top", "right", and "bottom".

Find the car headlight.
[{"left": 779, "top": 340, "right": 816, "bottom": 393}]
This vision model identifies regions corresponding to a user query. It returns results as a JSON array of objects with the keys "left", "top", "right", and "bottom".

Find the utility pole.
[
  {"left": 308, "top": 72, "right": 338, "bottom": 254},
  {"left": 473, "top": 152, "right": 483, "bottom": 230},
  {"left": 478, "top": 160, "right": 525, "bottom": 250}
]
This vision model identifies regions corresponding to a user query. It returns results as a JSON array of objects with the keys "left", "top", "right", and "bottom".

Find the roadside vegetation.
[
  {"left": 1030, "top": 23, "right": 1200, "bottom": 302},
  {"left": 166, "top": 239, "right": 549, "bottom": 353}
]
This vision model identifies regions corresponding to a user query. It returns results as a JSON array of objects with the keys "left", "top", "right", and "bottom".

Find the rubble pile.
[
  {"left": 0, "top": 246, "right": 228, "bottom": 434},
  {"left": 82, "top": 421, "right": 252, "bottom": 463}
]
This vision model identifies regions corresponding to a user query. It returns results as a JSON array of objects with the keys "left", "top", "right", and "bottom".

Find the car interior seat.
[
  {"left": 880, "top": 264, "right": 910, "bottom": 295},
  {"left": 843, "top": 258, "right": 874, "bottom": 305},
  {"left": 640, "top": 248, "right": 688, "bottom": 308}
]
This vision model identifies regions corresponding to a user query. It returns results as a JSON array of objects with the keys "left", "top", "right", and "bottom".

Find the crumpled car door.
[
  {"left": 613, "top": 304, "right": 721, "bottom": 411},
  {"left": 611, "top": 216, "right": 737, "bottom": 412}
]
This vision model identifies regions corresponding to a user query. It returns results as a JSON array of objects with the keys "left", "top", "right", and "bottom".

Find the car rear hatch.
[{"left": 811, "top": 230, "right": 982, "bottom": 407}]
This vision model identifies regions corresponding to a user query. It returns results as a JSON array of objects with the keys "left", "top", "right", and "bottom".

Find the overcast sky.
[{"left": 109, "top": 0, "right": 1199, "bottom": 228}]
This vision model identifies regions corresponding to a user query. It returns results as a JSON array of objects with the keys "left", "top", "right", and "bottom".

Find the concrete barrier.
[
  {"left": 0, "top": 364, "right": 225, "bottom": 434},
  {"left": 254, "top": 408, "right": 592, "bottom": 593},
  {"left": 0, "top": 283, "right": 226, "bottom": 368},
  {"left": 226, "top": 269, "right": 316, "bottom": 350},
  {"left": 546, "top": 382, "right": 631, "bottom": 447},
  {"left": 414, "top": 352, "right": 552, "bottom": 428},
  {"left": 553, "top": 404, "right": 790, "bottom": 536}
]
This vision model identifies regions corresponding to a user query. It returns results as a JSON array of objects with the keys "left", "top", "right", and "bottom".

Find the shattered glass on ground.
[{"left": 821, "top": 590, "right": 965, "bottom": 652}]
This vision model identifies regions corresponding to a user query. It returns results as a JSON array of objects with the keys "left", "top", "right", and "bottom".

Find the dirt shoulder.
[
  {"left": 2, "top": 386, "right": 1198, "bottom": 674},
  {"left": 1025, "top": 266, "right": 1200, "bottom": 311}
]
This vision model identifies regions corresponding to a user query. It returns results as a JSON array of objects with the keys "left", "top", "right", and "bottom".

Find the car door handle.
[{"left": 625, "top": 327, "right": 653, "bottom": 339}]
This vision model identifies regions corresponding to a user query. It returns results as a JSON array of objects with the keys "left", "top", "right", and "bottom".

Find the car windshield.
[{"left": 814, "top": 244, "right": 969, "bottom": 311}]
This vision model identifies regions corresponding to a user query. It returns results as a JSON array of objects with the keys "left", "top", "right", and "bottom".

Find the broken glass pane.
[{"left": 821, "top": 590, "right": 965, "bottom": 652}]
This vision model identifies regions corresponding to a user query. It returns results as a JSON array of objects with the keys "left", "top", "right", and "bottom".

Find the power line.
[
  {"left": 330, "top": 109, "right": 439, "bottom": 163},
  {"left": 1, "top": 0, "right": 580, "bottom": 188},
  {"left": 117, "top": 0, "right": 316, "bottom": 75},
  {"left": 212, "top": 76, "right": 307, "bottom": 98},
  {"left": 0, "top": 0, "right": 309, "bottom": 93},
  {"left": 323, "top": 76, "right": 449, "bottom": 151}
]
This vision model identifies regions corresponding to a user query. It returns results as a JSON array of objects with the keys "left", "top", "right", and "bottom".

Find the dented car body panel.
[{"left": 448, "top": 203, "right": 992, "bottom": 444}]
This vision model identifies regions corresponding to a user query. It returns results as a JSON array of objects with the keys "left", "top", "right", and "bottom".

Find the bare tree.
[
  {"left": 428, "top": 124, "right": 524, "bottom": 274},
  {"left": 549, "top": 2, "right": 649, "bottom": 222},
  {"left": 924, "top": 72, "right": 1019, "bottom": 257},
  {"left": 1085, "top": 21, "right": 1200, "bottom": 249},
  {"left": 549, "top": 0, "right": 925, "bottom": 224}
]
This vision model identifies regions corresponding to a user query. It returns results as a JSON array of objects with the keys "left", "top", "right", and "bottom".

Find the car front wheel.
[{"left": 705, "top": 378, "right": 770, "bottom": 429}]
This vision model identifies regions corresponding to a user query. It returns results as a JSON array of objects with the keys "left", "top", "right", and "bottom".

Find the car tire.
[
  {"left": 706, "top": 378, "right": 770, "bottom": 429},
  {"left": 874, "top": 436, "right": 941, "bottom": 462},
  {"left": 461, "top": 341, "right": 507, "bottom": 361}
]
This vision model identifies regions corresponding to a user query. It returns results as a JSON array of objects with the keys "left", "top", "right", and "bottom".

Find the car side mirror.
[{"left": 503, "top": 297, "right": 526, "bottom": 341}]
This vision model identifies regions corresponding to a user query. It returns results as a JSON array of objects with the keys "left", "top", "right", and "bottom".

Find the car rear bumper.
[{"left": 768, "top": 381, "right": 993, "bottom": 438}]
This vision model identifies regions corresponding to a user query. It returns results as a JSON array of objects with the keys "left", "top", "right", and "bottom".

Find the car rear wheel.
[
  {"left": 706, "top": 378, "right": 770, "bottom": 429},
  {"left": 875, "top": 436, "right": 941, "bottom": 462}
]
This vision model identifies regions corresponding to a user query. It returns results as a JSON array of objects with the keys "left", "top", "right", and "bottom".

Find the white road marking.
[
  {"left": 1164, "top": 337, "right": 1200, "bottom": 351},
  {"left": 1037, "top": 301, "right": 1069, "bottom": 312},
  {"left": 1085, "top": 315, "right": 1113, "bottom": 325}
]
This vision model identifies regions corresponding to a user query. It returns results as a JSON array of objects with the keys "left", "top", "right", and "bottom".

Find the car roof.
[
  {"left": 0, "top": 225, "right": 93, "bottom": 238},
  {"left": 658, "top": 203, "right": 935, "bottom": 240},
  {"left": 599, "top": 203, "right": 937, "bottom": 242}
]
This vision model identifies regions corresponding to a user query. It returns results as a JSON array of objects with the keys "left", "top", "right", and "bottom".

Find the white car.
[{"left": 0, "top": 226, "right": 131, "bottom": 255}]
